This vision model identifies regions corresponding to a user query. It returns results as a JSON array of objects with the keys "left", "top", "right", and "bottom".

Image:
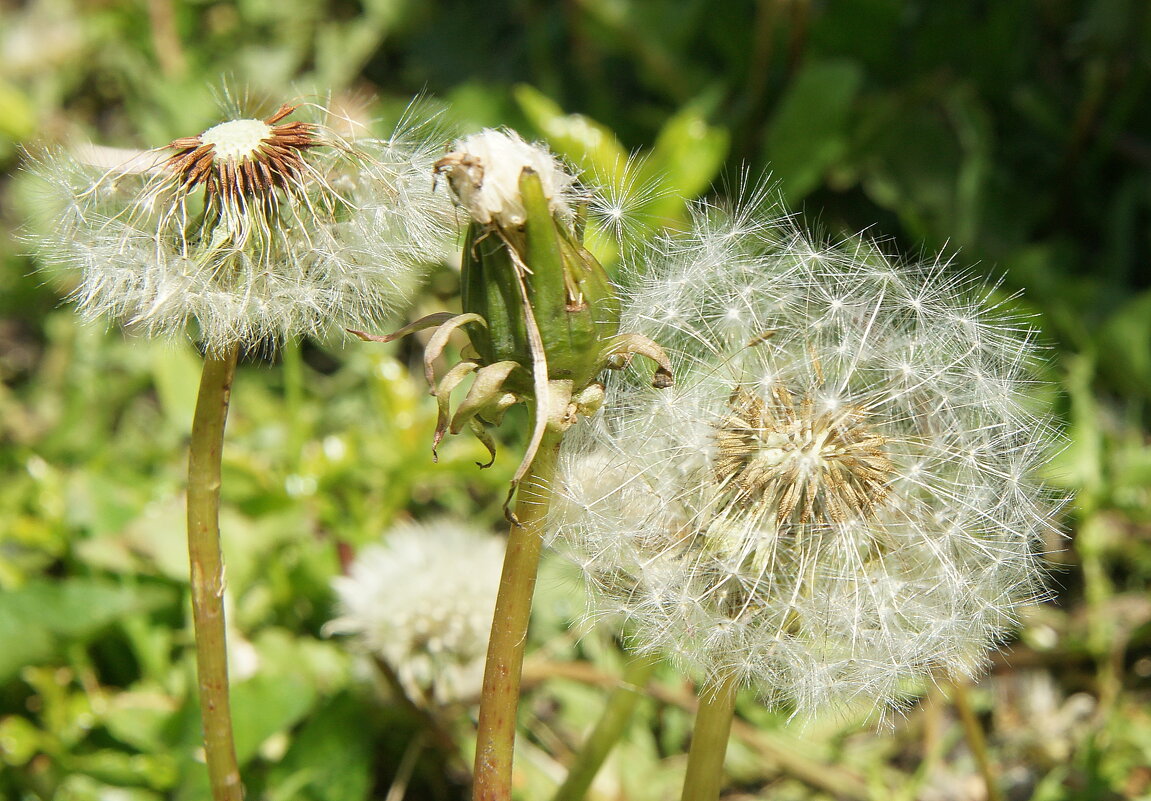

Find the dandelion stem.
[
  {"left": 951, "top": 680, "right": 1003, "bottom": 801},
  {"left": 187, "top": 345, "right": 243, "bottom": 801},
  {"left": 473, "top": 429, "right": 563, "bottom": 801},
  {"left": 681, "top": 675, "right": 739, "bottom": 801},
  {"left": 551, "top": 652, "right": 660, "bottom": 801}
]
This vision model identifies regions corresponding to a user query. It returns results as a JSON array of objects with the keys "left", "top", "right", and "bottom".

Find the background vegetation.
[{"left": 1, "top": 0, "right": 1149, "bottom": 799}]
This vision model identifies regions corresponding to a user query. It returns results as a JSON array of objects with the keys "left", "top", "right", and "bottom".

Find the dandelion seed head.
[
  {"left": 325, "top": 519, "right": 504, "bottom": 705},
  {"left": 553, "top": 194, "right": 1062, "bottom": 716},
  {"left": 26, "top": 99, "right": 452, "bottom": 352},
  {"left": 714, "top": 386, "right": 894, "bottom": 529}
]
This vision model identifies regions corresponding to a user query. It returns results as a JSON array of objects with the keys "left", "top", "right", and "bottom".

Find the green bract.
[
  {"left": 462, "top": 170, "right": 621, "bottom": 395},
  {"left": 355, "top": 130, "right": 670, "bottom": 497}
]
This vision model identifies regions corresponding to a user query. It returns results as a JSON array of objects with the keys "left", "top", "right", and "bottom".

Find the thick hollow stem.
[
  {"left": 187, "top": 346, "right": 243, "bottom": 801},
  {"left": 552, "top": 653, "right": 660, "bottom": 801},
  {"left": 681, "top": 676, "right": 739, "bottom": 801},
  {"left": 472, "top": 430, "right": 563, "bottom": 801}
]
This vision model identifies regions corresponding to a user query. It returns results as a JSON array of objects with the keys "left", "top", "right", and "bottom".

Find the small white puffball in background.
[{"left": 326, "top": 519, "right": 505, "bottom": 705}]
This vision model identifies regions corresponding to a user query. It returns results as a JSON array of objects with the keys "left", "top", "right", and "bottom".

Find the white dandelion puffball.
[
  {"left": 434, "top": 128, "right": 576, "bottom": 228},
  {"left": 326, "top": 519, "right": 505, "bottom": 705},
  {"left": 552, "top": 193, "right": 1061, "bottom": 716},
  {"left": 26, "top": 100, "right": 452, "bottom": 352}
]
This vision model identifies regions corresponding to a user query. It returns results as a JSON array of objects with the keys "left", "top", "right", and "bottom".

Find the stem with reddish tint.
[
  {"left": 472, "top": 430, "right": 562, "bottom": 801},
  {"left": 187, "top": 345, "right": 243, "bottom": 801}
]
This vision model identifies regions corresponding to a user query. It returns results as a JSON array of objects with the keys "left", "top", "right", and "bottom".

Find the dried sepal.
[
  {"left": 432, "top": 361, "right": 480, "bottom": 461},
  {"left": 423, "top": 313, "right": 488, "bottom": 393},
  {"left": 468, "top": 418, "right": 499, "bottom": 469},
  {"left": 348, "top": 312, "right": 459, "bottom": 345},
  {"left": 602, "top": 333, "right": 675, "bottom": 388},
  {"left": 452, "top": 361, "right": 523, "bottom": 435}
]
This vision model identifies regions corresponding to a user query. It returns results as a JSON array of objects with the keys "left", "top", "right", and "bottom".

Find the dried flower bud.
[
  {"left": 435, "top": 128, "right": 575, "bottom": 229},
  {"left": 382, "top": 128, "right": 669, "bottom": 486},
  {"left": 457, "top": 166, "right": 621, "bottom": 392}
]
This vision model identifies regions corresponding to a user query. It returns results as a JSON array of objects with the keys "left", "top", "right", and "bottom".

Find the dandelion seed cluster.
[
  {"left": 326, "top": 520, "right": 505, "bottom": 705},
  {"left": 27, "top": 101, "right": 451, "bottom": 351},
  {"left": 552, "top": 192, "right": 1060, "bottom": 715}
]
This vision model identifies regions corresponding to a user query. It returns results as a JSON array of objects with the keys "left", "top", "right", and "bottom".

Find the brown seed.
[
  {"left": 164, "top": 105, "right": 319, "bottom": 201},
  {"left": 713, "top": 386, "right": 893, "bottom": 527}
]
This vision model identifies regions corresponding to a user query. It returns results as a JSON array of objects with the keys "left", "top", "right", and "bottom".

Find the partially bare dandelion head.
[
  {"left": 26, "top": 98, "right": 452, "bottom": 352},
  {"left": 167, "top": 104, "right": 317, "bottom": 202},
  {"left": 552, "top": 189, "right": 1062, "bottom": 716}
]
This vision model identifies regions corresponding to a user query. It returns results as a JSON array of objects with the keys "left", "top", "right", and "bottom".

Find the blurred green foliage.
[{"left": 2, "top": 0, "right": 1150, "bottom": 799}]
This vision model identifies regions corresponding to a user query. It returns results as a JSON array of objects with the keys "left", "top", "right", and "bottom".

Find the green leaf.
[
  {"left": 1097, "top": 288, "right": 1151, "bottom": 399},
  {"left": 647, "top": 103, "right": 728, "bottom": 216},
  {"left": 102, "top": 687, "right": 181, "bottom": 753},
  {"left": 265, "top": 693, "right": 373, "bottom": 801},
  {"left": 855, "top": 96, "right": 962, "bottom": 243},
  {"left": 1052, "top": 354, "right": 1103, "bottom": 499},
  {"left": 763, "top": 59, "right": 864, "bottom": 203},
  {"left": 148, "top": 342, "right": 202, "bottom": 436},
  {"left": 0, "top": 579, "right": 176, "bottom": 682},
  {"left": 64, "top": 749, "right": 178, "bottom": 789},
  {"left": 514, "top": 84, "right": 630, "bottom": 183},
  {"left": 231, "top": 672, "right": 316, "bottom": 764},
  {"left": 0, "top": 79, "right": 34, "bottom": 159},
  {"left": 0, "top": 715, "right": 44, "bottom": 767}
]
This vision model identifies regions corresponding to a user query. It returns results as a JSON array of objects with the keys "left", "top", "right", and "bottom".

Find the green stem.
[
  {"left": 681, "top": 676, "right": 739, "bottom": 801},
  {"left": 552, "top": 653, "right": 660, "bottom": 801},
  {"left": 472, "top": 429, "right": 563, "bottom": 801},
  {"left": 951, "top": 681, "right": 1003, "bottom": 801},
  {"left": 187, "top": 346, "right": 243, "bottom": 801}
]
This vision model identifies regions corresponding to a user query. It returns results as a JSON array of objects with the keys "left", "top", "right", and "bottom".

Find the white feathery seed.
[
  {"left": 551, "top": 187, "right": 1062, "bottom": 716},
  {"left": 25, "top": 100, "right": 453, "bottom": 352},
  {"left": 581, "top": 153, "right": 667, "bottom": 247},
  {"left": 325, "top": 519, "right": 505, "bottom": 705}
]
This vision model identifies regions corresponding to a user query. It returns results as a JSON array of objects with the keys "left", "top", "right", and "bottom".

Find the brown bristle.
[{"left": 165, "top": 105, "right": 319, "bottom": 201}]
